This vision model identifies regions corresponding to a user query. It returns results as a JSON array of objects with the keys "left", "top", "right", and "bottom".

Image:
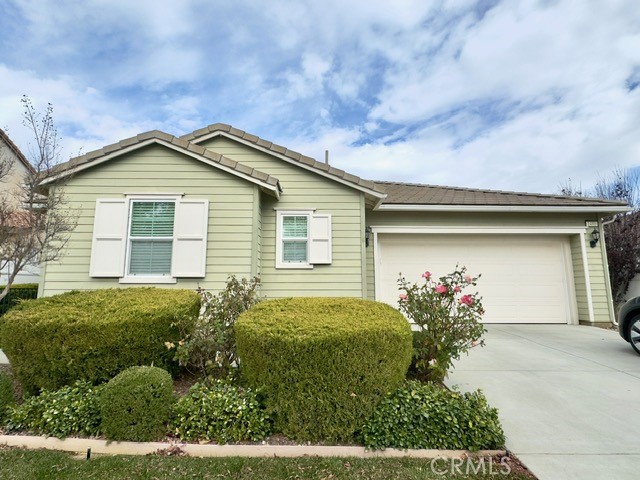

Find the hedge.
[
  {"left": 0, "top": 284, "right": 38, "bottom": 316},
  {"left": 0, "top": 371, "right": 14, "bottom": 421},
  {"left": 362, "top": 380, "right": 505, "bottom": 450},
  {"left": 100, "top": 366, "right": 174, "bottom": 442},
  {"left": 235, "top": 297, "right": 412, "bottom": 442},
  {"left": 0, "top": 288, "right": 200, "bottom": 394}
]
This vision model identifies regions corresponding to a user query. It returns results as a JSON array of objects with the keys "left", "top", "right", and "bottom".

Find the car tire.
[{"left": 627, "top": 314, "right": 640, "bottom": 355}]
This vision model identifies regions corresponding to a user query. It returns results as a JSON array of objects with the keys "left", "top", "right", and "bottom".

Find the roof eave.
[{"left": 375, "top": 204, "right": 631, "bottom": 213}]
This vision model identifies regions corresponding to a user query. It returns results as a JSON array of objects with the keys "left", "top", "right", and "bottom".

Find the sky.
[{"left": 0, "top": 0, "right": 639, "bottom": 194}]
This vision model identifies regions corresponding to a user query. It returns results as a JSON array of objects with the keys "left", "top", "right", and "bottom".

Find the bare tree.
[
  {"left": 0, "top": 96, "right": 76, "bottom": 301},
  {"left": 560, "top": 168, "right": 640, "bottom": 304}
]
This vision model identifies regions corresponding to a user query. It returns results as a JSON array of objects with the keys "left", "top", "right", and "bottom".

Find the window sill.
[
  {"left": 119, "top": 276, "right": 177, "bottom": 284},
  {"left": 275, "top": 263, "right": 314, "bottom": 270}
]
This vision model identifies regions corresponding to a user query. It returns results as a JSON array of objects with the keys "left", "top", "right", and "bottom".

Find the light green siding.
[
  {"left": 41, "top": 144, "right": 258, "bottom": 296},
  {"left": 200, "top": 137, "right": 364, "bottom": 298},
  {"left": 365, "top": 211, "right": 614, "bottom": 324}
]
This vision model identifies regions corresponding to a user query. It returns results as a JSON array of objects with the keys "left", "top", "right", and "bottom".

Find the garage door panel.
[{"left": 377, "top": 234, "right": 573, "bottom": 324}]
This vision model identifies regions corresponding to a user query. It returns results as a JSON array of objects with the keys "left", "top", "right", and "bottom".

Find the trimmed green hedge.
[
  {"left": 100, "top": 366, "right": 174, "bottom": 442},
  {"left": 0, "top": 284, "right": 38, "bottom": 316},
  {"left": 0, "top": 288, "right": 200, "bottom": 394},
  {"left": 0, "top": 371, "right": 14, "bottom": 421},
  {"left": 362, "top": 381, "right": 505, "bottom": 450},
  {"left": 236, "top": 298, "right": 412, "bottom": 442}
]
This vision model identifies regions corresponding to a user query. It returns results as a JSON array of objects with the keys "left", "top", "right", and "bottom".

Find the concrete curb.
[{"left": 0, "top": 435, "right": 505, "bottom": 459}]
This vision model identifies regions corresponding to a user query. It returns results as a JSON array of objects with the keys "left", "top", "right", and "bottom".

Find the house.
[
  {"left": 0, "top": 128, "right": 40, "bottom": 285},
  {"left": 39, "top": 124, "right": 627, "bottom": 326}
]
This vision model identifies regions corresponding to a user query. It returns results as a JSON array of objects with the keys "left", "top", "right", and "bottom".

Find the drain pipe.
[{"left": 600, "top": 216, "right": 618, "bottom": 326}]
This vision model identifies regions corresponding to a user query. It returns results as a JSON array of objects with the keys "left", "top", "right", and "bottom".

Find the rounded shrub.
[
  {"left": 0, "top": 288, "right": 200, "bottom": 394},
  {"left": 362, "top": 380, "right": 505, "bottom": 450},
  {"left": 235, "top": 297, "right": 413, "bottom": 442},
  {"left": 0, "top": 371, "right": 15, "bottom": 421},
  {"left": 100, "top": 366, "right": 174, "bottom": 441}
]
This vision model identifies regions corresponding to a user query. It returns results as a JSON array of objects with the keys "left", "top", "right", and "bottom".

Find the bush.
[
  {"left": 398, "top": 267, "right": 485, "bottom": 383},
  {"left": 0, "top": 283, "right": 38, "bottom": 316},
  {"left": 100, "top": 366, "right": 174, "bottom": 442},
  {"left": 0, "top": 288, "right": 200, "bottom": 394},
  {"left": 172, "top": 276, "right": 261, "bottom": 378},
  {"left": 4, "top": 381, "right": 102, "bottom": 438},
  {"left": 171, "top": 380, "right": 271, "bottom": 443},
  {"left": 362, "top": 381, "right": 505, "bottom": 451},
  {"left": 236, "top": 298, "right": 412, "bottom": 443},
  {"left": 0, "top": 371, "right": 14, "bottom": 421}
]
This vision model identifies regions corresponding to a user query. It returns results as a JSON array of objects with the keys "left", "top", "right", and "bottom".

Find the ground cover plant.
[
  {"left": 0, "top": 288, "right": 200, "bottom": 394},
  {"left": 236, "top": 297, "right": 413, "bottom": 443},
  {"left": 398, "top": 266, "right": 485, "bottom": 383},
  {"left": 3, "top": 380, "right": 102, "bottom": 438},
  {"left": 362, "top": 380, "right": 505, "bottom": 450},
  {"left": 171, "top": 379, "right": 271, "bottom": 443}
]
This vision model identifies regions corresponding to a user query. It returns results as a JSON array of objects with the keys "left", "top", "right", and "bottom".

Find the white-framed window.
[
  {"left": 126, "top": 200, "right": 176, "bottom": 279},
  {"left": 89, "top": 196, "right": 209, "bottom": 282},
  {"left": 276, "top": 210, "right": 332, "bottom": 269}
]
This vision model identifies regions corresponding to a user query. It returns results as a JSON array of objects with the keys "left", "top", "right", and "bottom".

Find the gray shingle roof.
[
  {"left": 181, "top": 123, "right": 386, "bottom": 197},
  {"left": 47, "top": 130, "right": 282, "bottom": 193},
  {"left": 374, "top": 181, "right": 628, "bottom": 207}
]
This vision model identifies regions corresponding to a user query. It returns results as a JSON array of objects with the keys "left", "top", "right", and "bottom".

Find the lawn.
[{"left": 0, "top": 447, "right": 535, "bottom": 479}]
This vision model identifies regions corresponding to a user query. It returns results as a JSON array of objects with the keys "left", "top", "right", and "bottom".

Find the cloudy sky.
[{"left": 0, "top": 0, "right": 638, "bottom": 193}]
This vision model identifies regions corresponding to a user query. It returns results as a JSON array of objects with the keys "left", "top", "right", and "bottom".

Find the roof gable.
[
  {"left": 0, "top": 128, "right": 34, "bottom": 174},
  {"left": 44, "top": 130, "right": 282, "bottom": 198},
  {"left": 181, "top": 123, "right": 386, "bottom": 200}
]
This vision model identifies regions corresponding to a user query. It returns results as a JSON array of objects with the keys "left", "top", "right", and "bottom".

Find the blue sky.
[{"left": 0, "top": 0, "right": 639, "bottom": 193}]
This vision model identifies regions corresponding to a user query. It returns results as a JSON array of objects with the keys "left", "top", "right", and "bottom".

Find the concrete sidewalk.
[{"left": 447, "top": 325, "right": 640, "bottom": 480}]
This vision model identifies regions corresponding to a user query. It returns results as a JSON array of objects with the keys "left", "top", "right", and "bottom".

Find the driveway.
[{"left": 447, "top": 325, "right": 640, "bottom": 480}]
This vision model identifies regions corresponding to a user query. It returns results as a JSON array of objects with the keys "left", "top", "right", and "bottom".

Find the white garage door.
[{"left": 376, "top": 234, "right": 575, "bottom": 324}]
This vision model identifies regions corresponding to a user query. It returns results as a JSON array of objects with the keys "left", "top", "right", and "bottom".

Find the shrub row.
[
  {"left": 0, "top": 371, "right": 14, "bottom": 421},
  {"left": 236, "top": 297, "right": 413, "bottom": 442},
  {"left": 3, "top": 367, "right": 272, "bottom": 443},
  {"left": 361, "top": 380, "right": 505, "bottom": 450},
  {"left": 0, "top": 288, "right": 200, "bottom": 394},
  {"left": 0, "top": 284, "right": 38, "bottom": 316}
]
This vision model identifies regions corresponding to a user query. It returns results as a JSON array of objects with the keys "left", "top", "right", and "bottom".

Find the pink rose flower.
[
  {"left": 459, "top": 294, "right": 474, "bottom": 306},
  {"left": 464, "top": 275, "right": 473, "bottom": 284},
  {"left": 421, "top": 271, "right": 432, "bottom": 279},
  {"left": 399, "top": 293, "right": 408, "bottom": 301},
  {"left": 435, "top": 284, "right": 447, "bottom": 294},
  {"left": 453, "top": 286, "right": 461, "bottom": 293}
]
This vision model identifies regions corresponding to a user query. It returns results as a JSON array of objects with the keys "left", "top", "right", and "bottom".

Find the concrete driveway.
[{"left": 447, "top": 325, "right": 640, "bottom": 480}]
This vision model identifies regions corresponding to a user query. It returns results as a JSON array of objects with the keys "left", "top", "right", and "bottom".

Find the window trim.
[
  {"left": 120, "top": 195, "right": 180, "bottom": 284},
  {"left": 276, "top": 210, "right": 314, "bottom": 269}
]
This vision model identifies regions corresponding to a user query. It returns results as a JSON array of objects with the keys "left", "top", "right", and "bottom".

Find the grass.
[{"left": 0, "top": 447, "right": 535, "bottom": 479}]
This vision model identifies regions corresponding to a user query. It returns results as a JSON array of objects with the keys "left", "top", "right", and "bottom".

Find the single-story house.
[{"left": 40, "top": 123, "right": 627, "bottom": 326}]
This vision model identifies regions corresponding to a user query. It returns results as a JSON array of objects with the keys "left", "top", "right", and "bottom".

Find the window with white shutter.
[
  {"left": 89, "top": 196, "right": 209, "bottom": 282},
  {"left": 276, "top": 210, "right": 332, "bottom": 269}
]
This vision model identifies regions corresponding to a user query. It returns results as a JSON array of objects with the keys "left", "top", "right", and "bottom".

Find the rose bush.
[{"left": 398, "top": 266, "right": 485, "bottom": 383}]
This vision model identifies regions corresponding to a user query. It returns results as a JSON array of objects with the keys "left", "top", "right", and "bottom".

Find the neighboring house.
[
  {"left": 0, "top": 128, "right": 40, "bottom": 285},
  {"left": 40, "top": 124, "right": 627, "bottom": 326}
]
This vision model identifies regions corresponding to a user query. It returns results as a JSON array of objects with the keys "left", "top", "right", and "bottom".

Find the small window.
[
  {"left": 127, "top": 201, "right": 175, "bottom": 276},
  {"left": 276, "top": 210, "right": 332, "bottom": 269}
]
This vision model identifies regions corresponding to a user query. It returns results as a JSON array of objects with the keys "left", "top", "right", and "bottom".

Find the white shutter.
[
  {"left": 309, "top": 213, "right": 332, "bottom": 264},
  {"left": 89, "top": 199, "right": 128, "bottom": 277},
  {"left": 171, "top": 199, "right": 209, "bottom": 277}
]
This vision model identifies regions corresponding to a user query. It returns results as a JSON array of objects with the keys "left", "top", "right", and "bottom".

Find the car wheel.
[{"left": 627, "top": 315, "right": 640, "bottom": 355}]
